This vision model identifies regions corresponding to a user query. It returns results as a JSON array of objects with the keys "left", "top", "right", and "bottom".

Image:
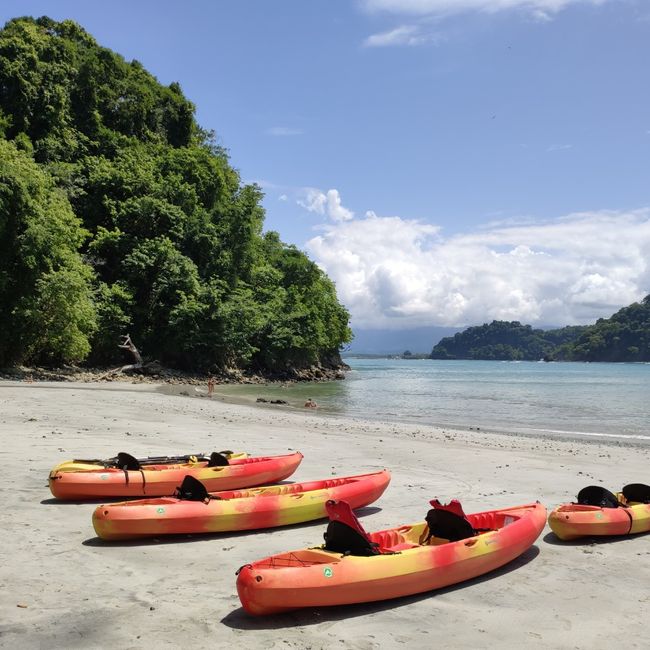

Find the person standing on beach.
[
  {"left": 304, "top": 398, "right": 318, "bottom": 408},
  {"left": 207, "top": 376, "right": 215, "bottom": 397}
]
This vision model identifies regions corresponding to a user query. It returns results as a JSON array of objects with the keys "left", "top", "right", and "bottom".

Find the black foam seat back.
[
  {"left": 207, "top": 452, "right": 229, "bottom": 467},
  {"left": 323, "top": 520, "right": 381, "bottom": 556},
  {"left": 175, "top": 475, "right": 210, "bottom": 501},
  {"left": 622, "top": 483, "right": 650, "bottom": 504},
  {"left": 425, "top": 508, "right": 476, "bottom": 542},
  {"left": 576, "top": 485, "right": 620, "bottom": 508},
  {"left": 115, "top": 452, "right": 140, "bottom": 471}
]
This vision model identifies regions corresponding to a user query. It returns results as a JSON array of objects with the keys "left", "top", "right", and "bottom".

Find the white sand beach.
[{"left": 0, "top": 380, "right": 648, "bottom": 649}]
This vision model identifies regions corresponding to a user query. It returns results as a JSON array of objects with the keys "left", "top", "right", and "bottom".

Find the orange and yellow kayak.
[
  {"left": 548, "top": 483, "right": 650, "bottom": 540},
  {"left": 92, "top": 470, "right": 391, "bottom": 540},
  {"left": 51, "top": 451, "right": 247, "bottom": 474},
  {"left": 236, "top": 500, "right": 546, "bottom": 615},
  {"left": 49, "top": 452, "right": 303, "bottom": 500}
]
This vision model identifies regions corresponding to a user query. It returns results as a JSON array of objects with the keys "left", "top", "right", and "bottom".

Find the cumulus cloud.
[
  {"left": 306, "top": 208, "right": 650, "bottom": 328},
  {"left": 363, "top": 24, "right": 437, "bottom": 47},
  {"left": 297, "top": 188, "right": 355, "bottom": 222},
  {"left": 361, "top": 0, "right": 609, "bottom": 19}
]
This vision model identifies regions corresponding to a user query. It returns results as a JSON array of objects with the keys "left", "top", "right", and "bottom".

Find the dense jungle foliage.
[
  {"left": 430, "top": 296, "right": 650, "bottom": 362},
  {"left": 430, "top": 320, "right": 586, "bottom": 361},
  {"left": 557, "top": 296, "right": 650, "bottom": 361},
  {"left": 0, "top": 17, "right": 351, "bottom": 374}
]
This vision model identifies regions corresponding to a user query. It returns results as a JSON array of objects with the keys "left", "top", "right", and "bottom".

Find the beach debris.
[
  {"left": 16, "top": 603, "right": 28, "bottom": 608},
  {"left": 98, "top": 334, "right": 163, "bottom": 378}
]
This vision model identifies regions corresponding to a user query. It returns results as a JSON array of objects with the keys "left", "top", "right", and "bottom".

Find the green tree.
[
  {"left": 0, "top": 17, "right": 351, "bottom": 375},
  {"left": 0, "top": 139, "right": 96, "bottom": 364}
]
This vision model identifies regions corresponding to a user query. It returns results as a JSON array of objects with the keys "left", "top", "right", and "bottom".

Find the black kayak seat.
[
  {"left": 425, "top": 508, "right": 476, "bottom": 542},
  {"left": 207, "top": 451, "right": 230, "bottom": 467},
  {"left": 622, "top": 483, "right": 650, "bottom": 504},
  {"left": 323, "top": 499, "right": 381, "bottom": 556},
  {"left": 115, "top": 452, "right": 140, "bottom": 471},
  {"left": 175, "top": 475, "right": 211, "bottom": 501},
  {"left": 576, "top": 486, "right": 620, "bottom": 508}
]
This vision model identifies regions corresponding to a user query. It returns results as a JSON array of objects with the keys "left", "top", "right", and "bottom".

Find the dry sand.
[{"left": 0, "top": 380, "right": 648, "bottom": 650}]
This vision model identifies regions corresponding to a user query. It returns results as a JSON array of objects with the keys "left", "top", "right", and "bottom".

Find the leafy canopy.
[
  {"left": 0, "top": 16, "right": 351, "bottom": 371},
  {"left": 430, "top": 299, "right": 650, "bottom": 363}
]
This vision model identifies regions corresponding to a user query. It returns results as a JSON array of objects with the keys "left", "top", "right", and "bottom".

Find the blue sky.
[{"left": 2, "top": 0, "right": 650, "bottom": 330}]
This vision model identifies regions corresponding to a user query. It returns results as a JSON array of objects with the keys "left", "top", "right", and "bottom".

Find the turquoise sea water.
[{"left": 218, "top": 359, "right": 650, "bottom": 443}]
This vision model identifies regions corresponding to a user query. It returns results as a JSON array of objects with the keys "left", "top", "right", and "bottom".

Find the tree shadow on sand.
[
  {"left": 220, "top": 545, "right": 541, "bottom": 630},
  {"left": 41, "top": 497, "right": 121, "bottom": 505},
  {"left": 542, "top": 531, "right": 649, "bottom": 546},
  {"left": 81, "top": 506, "right": 383, "bottom": 548}
]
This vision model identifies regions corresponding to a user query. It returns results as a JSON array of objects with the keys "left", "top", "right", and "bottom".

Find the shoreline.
[
  {"left": 4, "top": 377, "right": 648, "bottom": 449},
  {"left": 1, "top": 381, "right": 648, "bottom": 649},
  {"left": 0, "top": 361, "right": 348, "bottom": 386},
  {"left": 162, "top": 382, "right": 650, "bottom": 449}
]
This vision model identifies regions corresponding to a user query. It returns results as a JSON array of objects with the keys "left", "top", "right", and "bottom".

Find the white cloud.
[
  {"left": 361, "top": 0, "right": 609, "bottom": 19},
  {"left": 531, "top": 8, "right": 554, "bottom": 20},
  {"left": 546, "top": 143, "right": 573, "bottom": 152},
  {"left": 266, "top": 127, "right": 304, "bottom": 136},
  {"left": 306, "top": 208, "right": 650, "bottom": 328},
  {"left": 297, "top": 188, "right": 355, "bottom": 222},
  {"left": 363, "top": 24, "right": 438, "bottom": 47}
]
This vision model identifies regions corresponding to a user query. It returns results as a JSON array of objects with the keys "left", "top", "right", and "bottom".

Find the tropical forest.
[
  {"left": 0, "top": 17, "right": 351, "bottom": 377},
  {"left": 430, "top": 295, "right": 650, "bottom": 362}
]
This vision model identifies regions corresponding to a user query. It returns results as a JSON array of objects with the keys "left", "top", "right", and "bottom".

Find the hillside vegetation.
[
  {"left": 0, "top": 17, "right": 351, "bottom": 376},
  {"left": 430, "top": 296, "right": 650, "bottom": 362}
]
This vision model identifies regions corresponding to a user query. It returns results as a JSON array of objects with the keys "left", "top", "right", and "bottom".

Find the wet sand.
[{"left": 0, "top": 380, "right": 648, "bottom": 649}]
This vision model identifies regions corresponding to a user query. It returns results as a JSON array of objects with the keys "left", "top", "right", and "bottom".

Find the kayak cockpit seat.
[
  {"left": 115, "top": 452, "right": 141, "bottom": 471},
  {"left": 280, "top": 484, "right": 304, "bottom": 495},
  {"left": 257, "top": 484, "right": 303, "bottom": 496},
  {"left": 324, "top": 477, "right": 352, "bottom": 488},
  {"left": 174, "top": 475, "right": 221, "bottom": 501},
  {"left": 469, "top": 512, "right": 499, "bottom": 531},
  {"left": 207, "top": 452, "right": 230, "bottom": 467},
  {"left": 576, "top": 486, "right": 621, "bottom": 508},
  {"left": 369, "top": 529, "right": 419, "bottom": 552},
  {"left": 425, "top": 498, "right": 489, "bottom": 543},
  {"left": 324, "top": 499, "right": 382, "bottom": 556},
  {"left": 622, "top": 483, "right": 650, "bottom": 504}
]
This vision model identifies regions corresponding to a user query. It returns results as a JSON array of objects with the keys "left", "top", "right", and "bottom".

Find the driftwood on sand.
[{"left": 100, "top": 334, "right": 158, "bottom": 378}]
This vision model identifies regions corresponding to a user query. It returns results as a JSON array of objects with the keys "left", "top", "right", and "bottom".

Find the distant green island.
[
  {"left": 430, "top": 295, "right": 650, "bottom": 362},
  {"left": 0, "top": 17, "right": 350, "bottom": 379}
]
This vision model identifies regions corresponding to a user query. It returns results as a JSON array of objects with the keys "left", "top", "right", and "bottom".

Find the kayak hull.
[
  {"left": 49, "top": 452, "right": 303, "bottom": 500},
  {"left": 236, "top": 502, "right": 546, "bottom": 615},
  {"left": 92, "top": 470, "right": 391, "bottom": 540},
  {"left": 548, "top": 502, "right": 650, "bottom": 540}
]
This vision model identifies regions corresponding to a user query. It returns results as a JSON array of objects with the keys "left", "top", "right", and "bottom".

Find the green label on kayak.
[
  {"left": 324, "top": 567, "right": 333, "bottom": 578},
  {"left": 595, "top": 512, "right": 603, "bottom": 519},
  {"left": 157, "top": 507, "right": 165, "bottom": 514},
  {"left": 100, "top": 474, "right": 108, "bottom": 481}
]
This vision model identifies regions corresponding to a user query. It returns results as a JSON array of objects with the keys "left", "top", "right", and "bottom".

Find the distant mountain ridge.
[
  {"left": 430, "top": 295, "right": 650, "bottom": 362},
  {"left": 345, "top": 326, "right": 462, "bottom": 356}
]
